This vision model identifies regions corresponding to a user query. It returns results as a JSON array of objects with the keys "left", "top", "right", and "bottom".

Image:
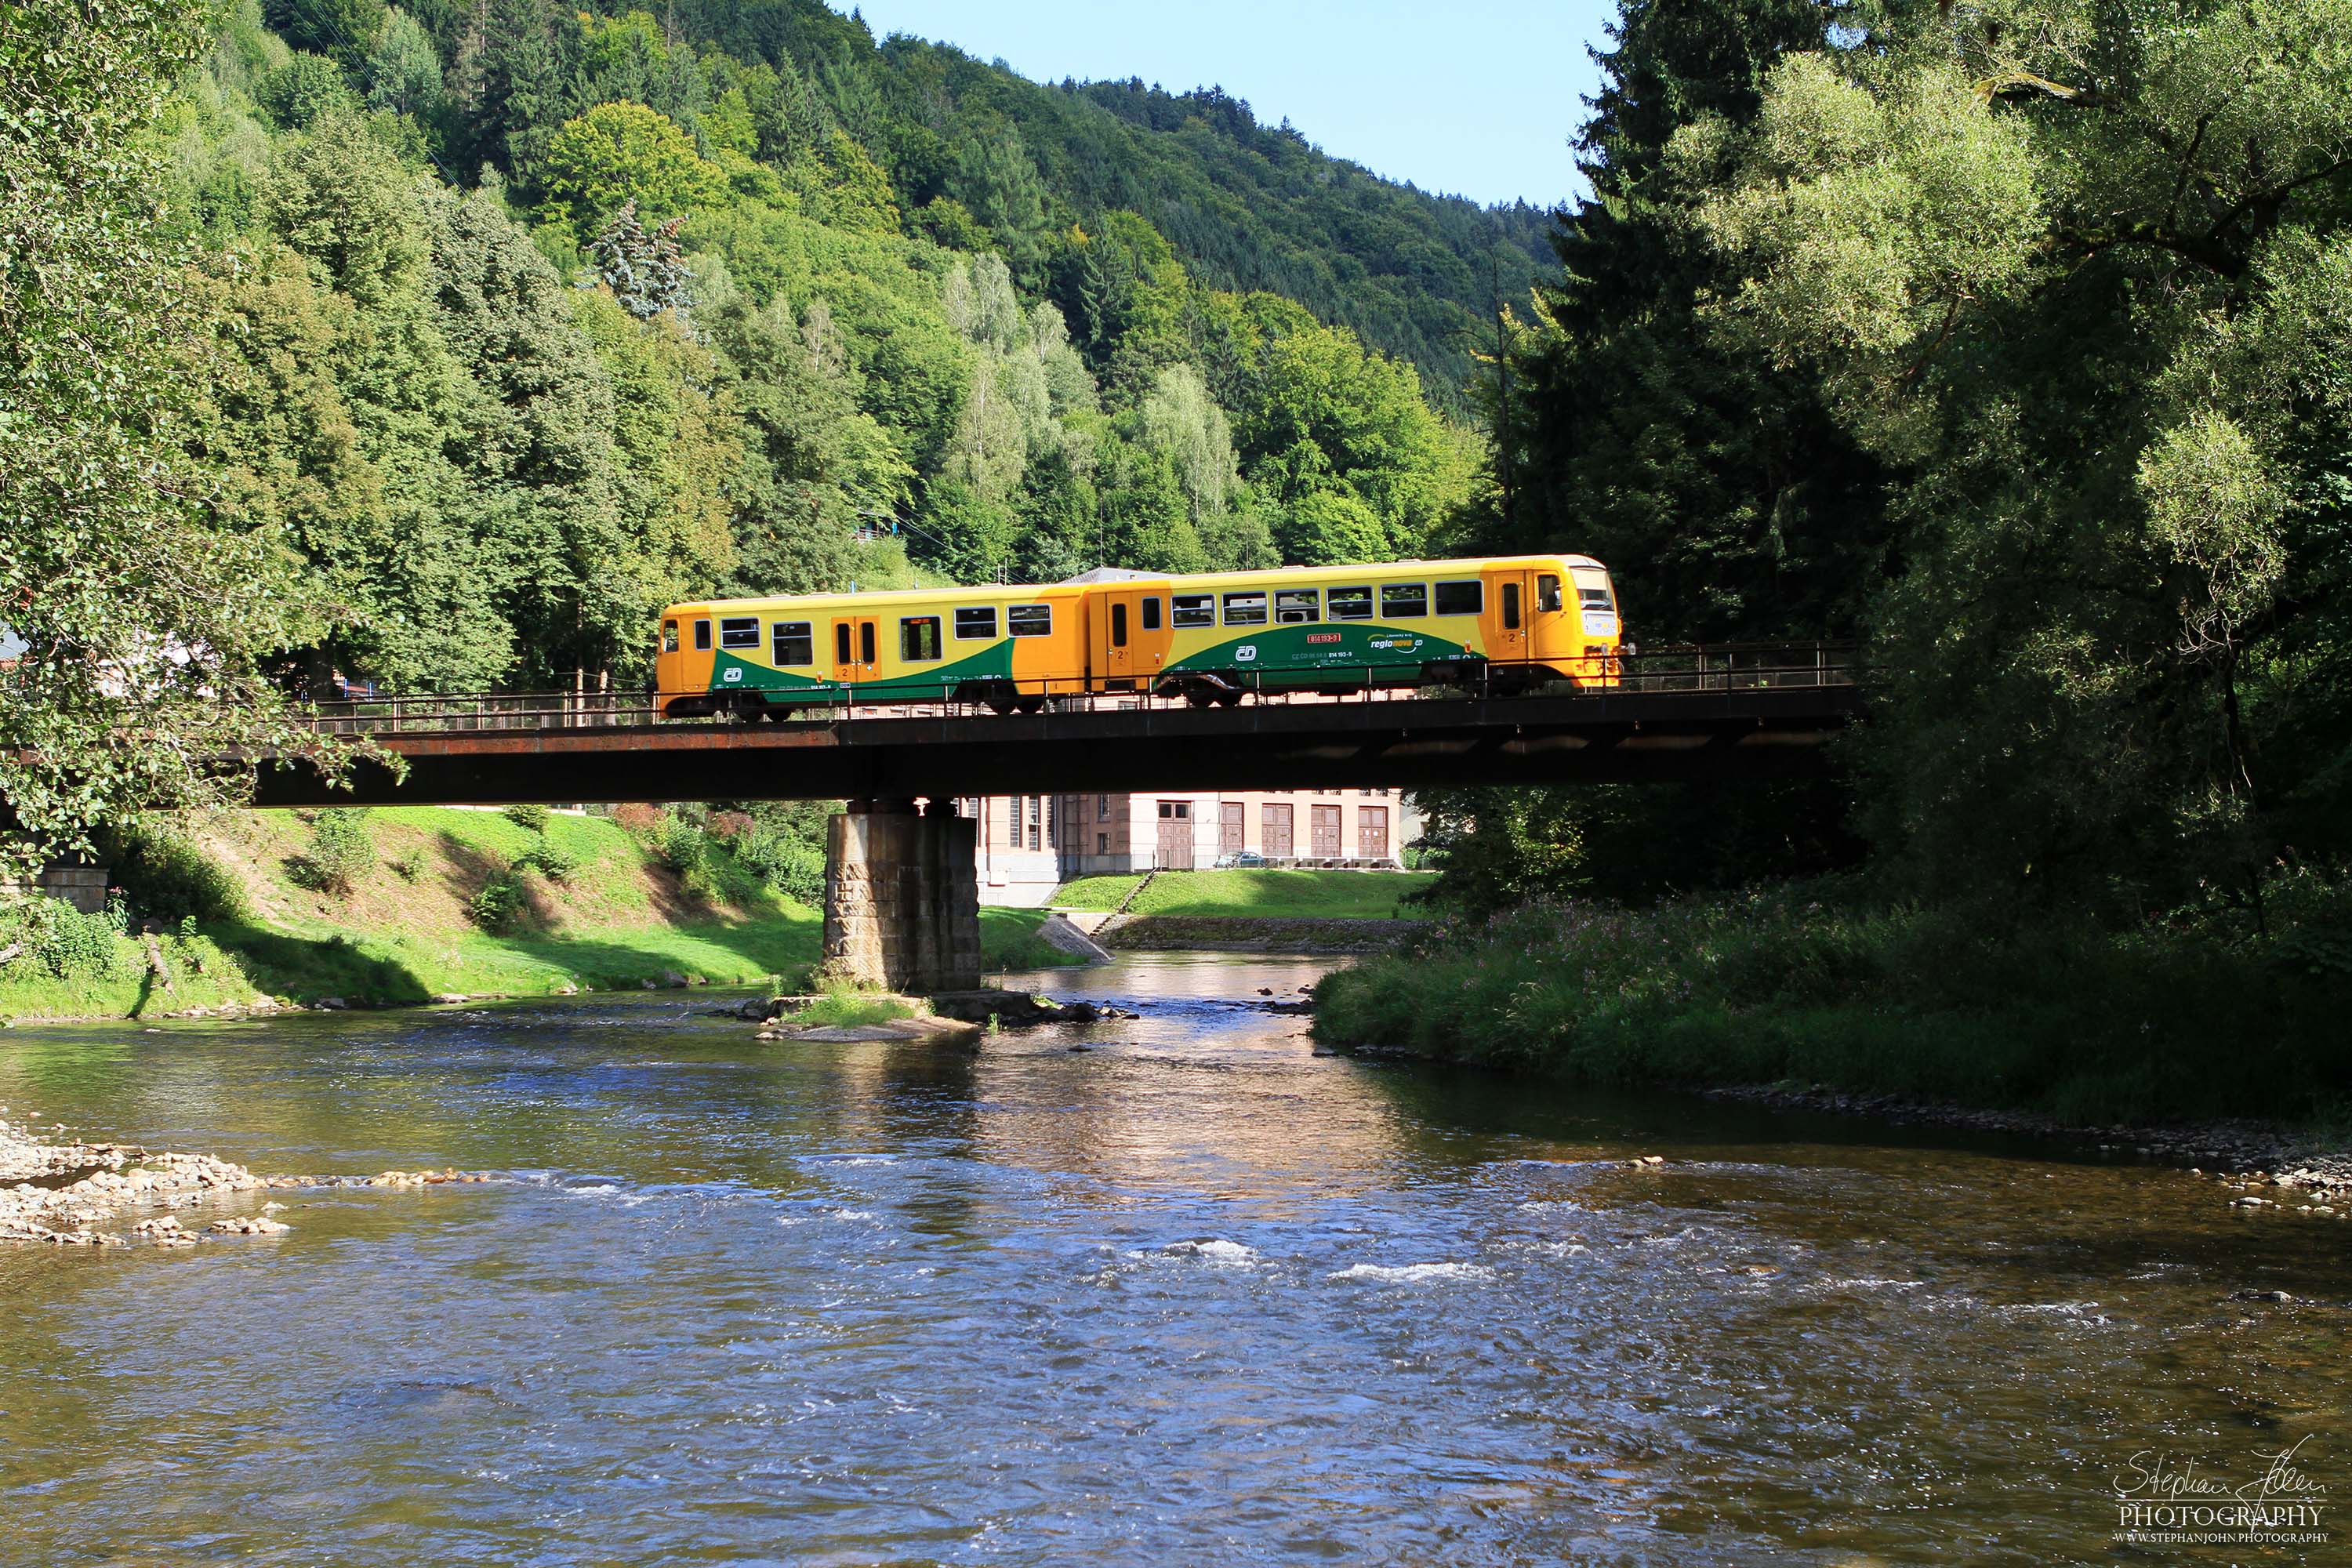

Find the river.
[{"left": 2, "top": 954, "right": 2345, "bottom": 1564}]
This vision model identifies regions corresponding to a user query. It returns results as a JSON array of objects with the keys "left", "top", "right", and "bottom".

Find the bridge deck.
[{"left": 254, "top": 648, "right": 1864, "bottom": 806}]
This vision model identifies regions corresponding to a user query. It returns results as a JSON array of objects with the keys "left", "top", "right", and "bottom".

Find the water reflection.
[{"left": 1, "top": 956, "right": 2346, "bottom": 1564}]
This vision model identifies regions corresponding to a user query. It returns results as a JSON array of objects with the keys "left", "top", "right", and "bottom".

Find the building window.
[
  {"left": 772, "top": 620, "right": 813, "bottom": 666},
  {"left": 1097, "top": 833, "right": 1109, "bottom": 854},
  {"left": 720, "top": 617, "right": 760, "bottom": 649},
  {"left": 1027, "top": 796, "right": 1042, "bottom": 851},
  {"left": 954, "top": 606, "right": 997, "bottom": 640},
  {"left": 1008, "top": 604, "right": 1052, "bottom": 637},
  {"left": 1379, "top": 583, "right": 1427, "bottom": 619},
  {"left": 1434, "top": 579, "right": 1483, "bottom": 616},
  {"left": 1098, "top": 793, "right": 1111, "bottom": 820},
  {"left": 1171, "top": 593, "right": 1214, "bottom": 628},
  {"left": 1221, "top": 591, "right": 1268, "bottom": 626},
  {"left": 1327, "top": 586, "right": 1372, "bottom": 620},
  {"left": 901, "top": 616, "right": 942, "bottom": 662},
  {"left": 1262, "top": 802, "right": 1293, "bottom": 857}
]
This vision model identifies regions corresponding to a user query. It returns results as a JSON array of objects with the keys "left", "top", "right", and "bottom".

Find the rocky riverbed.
[{"left": 0, "top": 1106, "right": 496, "bottom": 1248}]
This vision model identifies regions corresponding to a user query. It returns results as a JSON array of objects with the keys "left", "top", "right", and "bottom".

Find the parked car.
[{"left": 1212, "top": 850, "right": 1268, "bottom": 868}]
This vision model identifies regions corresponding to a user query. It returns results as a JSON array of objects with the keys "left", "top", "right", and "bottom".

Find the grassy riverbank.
[
  {"left": 0, "top": 808, "right": 1074, "bottom": 1024},
  {"left": 1054, "top": 869, "right": 1437, "bottom": 920},
  {"left": 1311, "top": 881, "right": 2352, "bottom": 1129}
]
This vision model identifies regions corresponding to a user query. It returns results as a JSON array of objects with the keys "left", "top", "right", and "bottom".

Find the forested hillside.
[{"left": 105, "top": 0, "right": 1530, "bottom": 698}]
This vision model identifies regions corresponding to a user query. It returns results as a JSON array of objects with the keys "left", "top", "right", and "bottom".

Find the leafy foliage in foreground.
[{"left": 1316, "top": 873, "right": 2352, "bottom": 1126}]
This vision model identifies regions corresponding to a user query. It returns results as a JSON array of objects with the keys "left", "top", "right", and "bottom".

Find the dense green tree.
[
  {"left": 256, "top": 50, "right": 361, "bottom": 129},
  {"left": 362, "top": 5, "right": 442, "bottom": 119},
  {"left": 1, "top": 0, "right": 343, "bottom": 862},
  {"left": 538, "top": 100, "right": 727, "bottom": 238},
  {"left": 1693, "top": 0, "right": 2352, "bottom": 916},
  {"left": 263, "top": 0, "right": 386, "bottom": 67}
]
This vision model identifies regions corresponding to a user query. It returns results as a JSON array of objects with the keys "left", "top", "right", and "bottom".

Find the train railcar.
[{"left": 653, "top": 554, "right": 1620, "bottom": 720}]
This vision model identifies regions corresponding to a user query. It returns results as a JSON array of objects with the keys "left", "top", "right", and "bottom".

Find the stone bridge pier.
[{"left": 818, "top": 799, "right": 982, "bottom": 995}]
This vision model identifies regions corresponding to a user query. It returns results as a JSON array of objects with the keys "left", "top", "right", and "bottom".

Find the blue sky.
[{"left": 840, "top": 1, "right": 1613, "bottom": 209}]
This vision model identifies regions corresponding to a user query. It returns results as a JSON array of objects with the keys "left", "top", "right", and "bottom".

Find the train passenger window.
[
  {"left": 901, "top": 615, "right": 942, "bottom": 662},
  {"left": 693, "top": 619, "right": 712, "bottom": 651},
  {"left": 835, "top": 623, "right": 851, "bottom": 664},
  {"left": 1501, "top": 583, "right": 1522, "bottom": 630},
  {"left": 720, "top": 617, "right": 760, "bottom": 649},
  {"left": 1434, "top": 580, "right": 1483, "bottom": 616},
  {"left": 771, "top": 621, "right": 813, "bottom": 666},
  {"left": 954, "top": 606, "right": 997, "bottom": 640},
  {"left": 1141, "top": 597, "right": 1161, "bottom": 631},
  {"left": 1538, "top": 575, "right": 1563, "bottom": 613},
  {"left": 1327, "top": 586, "right": 1372, "bottom": 620},
  {"left": 859, "top": 622, "right": 877, "bottom": 664},
  {"left": 1171, "top": 593, "right": 1215, "bottom": 628},
  {"left": 1380, "top": 583, "right": 1427, "bottom": 619},
  {"left": 1008, "top": 604, "right": 1052, "bottom": 637},
  {"left": 1276, "top": 589, "right": 1320, "bottom": 623},
  {"left": 1110, "top": 602, "right": 1128, "bottom": 648},
  {"left": 662, "top": 620, "right": 680, "bottom": 653},
  {"left": 1221, "top": 591, "right": 1268, "bottom": 626}
]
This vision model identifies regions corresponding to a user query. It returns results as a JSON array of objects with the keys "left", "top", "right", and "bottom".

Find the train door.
[
  {"left": 1088, "top": 583, "right": 1171, "bottom": 691},
  {"left": 830, "top": 615, "right": 878, "bottom": 689},
  {"left": 1480, "top": 564, "right": 1541, "bottom": 673}
]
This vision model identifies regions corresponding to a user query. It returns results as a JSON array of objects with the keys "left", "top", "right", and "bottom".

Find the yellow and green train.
[{"left": 653, "top": 554, "right": 1623, "bottom": 719}]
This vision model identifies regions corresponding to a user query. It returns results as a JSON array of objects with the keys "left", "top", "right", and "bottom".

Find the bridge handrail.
[{"left": 288, "top": 643, "right": 1862, "bottom": 736}]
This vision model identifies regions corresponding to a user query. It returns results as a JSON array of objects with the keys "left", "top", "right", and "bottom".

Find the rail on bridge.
[{"left": 252, "top": 644, "right": 1864, "bottom": 808}]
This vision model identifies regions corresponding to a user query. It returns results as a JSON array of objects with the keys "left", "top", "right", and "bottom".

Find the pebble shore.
[{"left": 1, "top": 1106, "right": 496, "bottom": 1249}]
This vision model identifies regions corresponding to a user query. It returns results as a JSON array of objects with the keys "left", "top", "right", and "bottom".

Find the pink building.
[{"left": 961, "top": 789, "right": 1421, "bottom": 906}]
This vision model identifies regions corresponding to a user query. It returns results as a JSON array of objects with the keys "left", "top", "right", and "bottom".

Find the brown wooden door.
[
  {"left": 1154, "top": 800, "right": 1193, "bottom": 868},
  {"left": 1311, "top": 804, "right": 1343, "bottom": 858},
  {"left": 1357, "top": 805, "right": 1388, "bottom": 859},
  {"left": 1262, "top": 803, "right": 1292, "bottom": 858},
  {"left": 1220, "top": 802, "right": 1244, "bottom": 856}
]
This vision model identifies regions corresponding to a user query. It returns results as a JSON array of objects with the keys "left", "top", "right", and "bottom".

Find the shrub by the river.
[
  {"left": 100, "top": 825, "right": 247, "bottom": 924},
  {"left": 294, "top": 809, "right": 376, "bottom": 897},
  {"left": 2, "top": 896, "right": 129, "bottom": 981},
  {"left": 1312, "top": 877, "right": 2352, "bottom": 1126},
  {"left": 468, "top": 872, "right": 526, "bottom": 934},
  {"left": 503, "top": 804, "right": 552, "bottom": 834}
]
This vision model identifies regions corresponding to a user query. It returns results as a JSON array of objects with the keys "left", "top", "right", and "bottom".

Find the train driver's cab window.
[
  {"left": 1141, "top": 597, "right": 1161, "bottom": 631},
  {"left": 1380, "top": 583, "right": 1428, "bottom": 619},
  {"left": 720, "top": 616, "right": 760, "bottom": 649},
  {"left": 1501, "top": 582, "right": 1522, "bottom": 630},
  {"left": 1008, "top": 604, "right": 1052, "bottom": 637},
  {"left": 693, "top": 619, "right": 713, "bottom": 651},
  {"left": 1434, "top": 579, "right": 1483, "bottom": 616},
  {"left": 901, "top": 615, "right": 942, "bottom": 662},
  {"left": 1573, "top": 571, "right": 1616, "bottom": 610},
  {"left": 1221, "top": 590, "right": 1268, "bottom": 626},
  {"left": 771, "top": 620, "right": 813, "bottom": 666},
  {"left": 1275, "top": 588, "right": 1319, "bottom": 623},
  {"left": 662, "top": 620, "right": 680, "bottom": 653},
  {"left": 1537, "top": 574, "right": 1563, "bottom": 613},
  {"left": 954, "top": 606, "right": 997, "bottom": 640},
  {"left": 1110, "top": 602, "right": 1128, "bottom": 647},
  {"left": 1171, "top": 593, "right": 1215, "bottom": 628},
  {"left": 1327, "top": 586, "right": 1372, "bottom": 620}
]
